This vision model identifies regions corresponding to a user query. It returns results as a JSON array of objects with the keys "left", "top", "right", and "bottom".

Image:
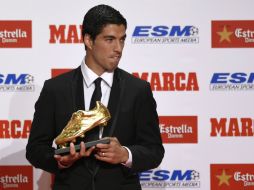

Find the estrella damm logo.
[
  {"left": 160, "top": 116, "right": 198, "bottom": 143},
  {"left": 0, "top": 20, "right": 32, "bottom": 48},
  {"left": 211, "top": 164, "right": 254, "bottom": 189},
  {"left": 0, "top": 165, "right": 33, "bottom": 189},
  {"left": 212, "top": 20, "right": 254, "bottom": 48}
]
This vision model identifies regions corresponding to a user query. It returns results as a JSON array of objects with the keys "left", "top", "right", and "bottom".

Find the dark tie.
[
  {"left": 86, "top": 78, "right": 102, "bottom": 175},
  {"left": 86, "top": 77, "right": 102, "bottom": 142},
  {"left": 89, "top": 77, "right": 102, "bottom": 110}
]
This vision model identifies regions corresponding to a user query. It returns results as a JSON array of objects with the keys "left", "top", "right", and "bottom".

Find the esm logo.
[
  {"left": 132, "top": 25, "right": 199, "bottom": 44},
  {"left": 139, "top": 169, "right": 200, "bottom": 188},
  {"left": 210, "top": 72, "right": 254, "bottom": 91},
  {"left": 0, "top": 74, "right": 35, "bottom": 92}
]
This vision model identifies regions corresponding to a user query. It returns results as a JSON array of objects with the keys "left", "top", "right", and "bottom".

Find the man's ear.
[{"left": 83, "top": 34, "right": 93, "bottom": 49}]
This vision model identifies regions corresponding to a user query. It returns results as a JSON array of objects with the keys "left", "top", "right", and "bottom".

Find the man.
[{"left": 26, "top": 4, "right": 164, "bottom": 190}]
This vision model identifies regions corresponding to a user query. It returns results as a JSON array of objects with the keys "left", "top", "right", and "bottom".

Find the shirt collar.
[{"left": 81, "top": 58, "right": 114, "bottom": 88}]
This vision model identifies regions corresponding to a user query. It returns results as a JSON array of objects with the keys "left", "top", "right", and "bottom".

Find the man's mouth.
[{"left": 110, "top": 55, "right": 121, "bottom": 61}]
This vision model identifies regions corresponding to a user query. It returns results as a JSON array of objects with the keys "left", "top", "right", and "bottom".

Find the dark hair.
[{"left": 82, "top": 4, "right": 127, "bottom": 40}]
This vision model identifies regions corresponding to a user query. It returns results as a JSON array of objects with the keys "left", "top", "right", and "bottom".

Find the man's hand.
[
  {"left": 94, "top": 137, "right": 129, "bottom": 164},
  {"left": 54, "top": 142, "right": 95, "bottom": 169}
]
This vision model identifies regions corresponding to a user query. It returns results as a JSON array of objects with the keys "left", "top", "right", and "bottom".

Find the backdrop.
[{"left": 1, "top": 0, "right": 254, "bottom": 189}]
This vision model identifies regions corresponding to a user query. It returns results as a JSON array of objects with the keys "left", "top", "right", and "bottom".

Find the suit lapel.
[
  {"left": 94, "top": 68, "right": 126, "bottom": 176},
  {"left": 70, "top": 67, "right": 126, "bottom": 177},
  {"left": 71, "top": 66, "right": 85, "bottom": 112},
  {"left": 103, "top": 68, "right": 126, "bottom": 137},
  {"left": 71, "top": 66, "right": 125, "bottom": 136}
]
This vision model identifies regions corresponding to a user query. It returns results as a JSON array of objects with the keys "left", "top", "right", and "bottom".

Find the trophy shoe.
[{"left": 55, "top": 101, "right": 111, "bottom": 148}]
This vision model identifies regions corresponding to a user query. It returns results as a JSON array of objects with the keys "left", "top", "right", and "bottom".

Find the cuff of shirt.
[{"left": 121, "top": 146, "right": 132, "bottom": 168}]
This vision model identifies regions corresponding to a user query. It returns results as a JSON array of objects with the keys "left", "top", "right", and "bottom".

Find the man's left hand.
[{"left": 94, "top": 137, "right": 129, "bottom": 164}]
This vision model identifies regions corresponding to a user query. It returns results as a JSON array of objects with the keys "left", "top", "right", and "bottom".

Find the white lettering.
[
  {"left": 0, "top": 29, "right": 27, "bottom": 39},
  {"left": 160, "top": 124, "right": 193, "bottom": 134},
  {"left": 0, "top": 174, "right": 28, "bottom": 184},
  {"left": 234, "top": 172, "right": 254, "bottom": 182}
]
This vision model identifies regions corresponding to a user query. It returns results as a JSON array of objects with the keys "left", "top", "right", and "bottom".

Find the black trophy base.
[{"left": 54, "top": 137, "right": 110, "bottom": 155}]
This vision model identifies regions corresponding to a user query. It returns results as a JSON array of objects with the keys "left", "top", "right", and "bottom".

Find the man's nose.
[{"left": 114, "top": 40, "right": 123, "bottom": 52}]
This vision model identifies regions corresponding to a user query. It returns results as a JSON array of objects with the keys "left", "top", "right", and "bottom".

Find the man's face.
[{"left": 84, "top": 24, "right": 126, "bottom": 75}]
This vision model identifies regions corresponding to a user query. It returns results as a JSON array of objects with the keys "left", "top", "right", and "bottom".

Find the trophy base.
[{"left": 54, "top": 137, "right": 110, "bottom": 155}]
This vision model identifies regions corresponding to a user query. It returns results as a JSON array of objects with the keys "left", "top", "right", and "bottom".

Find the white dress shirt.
[
  {"left": 80, "top": 59, "right": 132, "bottom": 167},
  {"left": 81, "top": 59, "right": 113, "bottom": 138}
]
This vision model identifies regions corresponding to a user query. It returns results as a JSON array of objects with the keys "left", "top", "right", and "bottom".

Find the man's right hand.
[{"left": 54, "top": 142, "right": 95, "bottom": 169}]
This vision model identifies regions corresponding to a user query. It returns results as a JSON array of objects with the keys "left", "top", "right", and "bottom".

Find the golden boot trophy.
[{"left": 54, "top": 101, "right": 111, "bottom": 155}]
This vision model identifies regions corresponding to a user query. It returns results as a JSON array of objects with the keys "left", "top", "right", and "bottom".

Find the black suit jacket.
[{"left": 26, "top": 66, "right": 164, "bottom": 190}]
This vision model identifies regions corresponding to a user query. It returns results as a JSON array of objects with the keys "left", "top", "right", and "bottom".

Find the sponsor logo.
[
  {"left": 0, "top": 21, "right": 32, "bottom": 48},
  {"left": 0, "top": 73, "right": 35, "bottom": 92},
  {"left": 139, "top": 169, "right": 200, "bottom": 188},
  {"left": 212, "top": 20, "right": 254, "bottom": 48},
  {"left": 0, "top": 165, "right": 33, "bottom": 189},
  {"left": 210, "top": 117, "right": 254, "bottom": 137},
  {"left": 51, "top": 70, "right": 199, "bottom": 92},
  {"left": 0, "top": 120, "right": 31, "bottom": 139},
  {"left": 210, "top": 73, "right": 254, "bottom": 91},
  {"left": 160, "top": 116, "right": 198, "bottom": 143},
  {"left": 49, "top": 25, "right": 83, "bottom": 43},
  {"left": 211, "top": 164, "right": 254, "bottom": 189},
  {"left": 51, "top": 70, "right": 200, "bottom": 92},
  {"left": 51, "top": 68, "right": 72, "bottom": 77},
  {"left": 133, "top": 72, "right": 199, "bottom": 91},
  {"left": 132, "top": 25, "right": 199, "bottom": 44}
]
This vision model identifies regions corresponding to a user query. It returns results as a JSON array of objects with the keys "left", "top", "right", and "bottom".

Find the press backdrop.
[{"left": 1, "top": 0, "right": 254, "bottom": 190}]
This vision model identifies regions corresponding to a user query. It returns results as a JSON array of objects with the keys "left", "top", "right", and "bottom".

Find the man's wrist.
[
  {"left": 121, "top": 146, "right": 132, "bottom": 167},
  {"left": 121, "top": 146, "right": 129, "bottom": 164}
]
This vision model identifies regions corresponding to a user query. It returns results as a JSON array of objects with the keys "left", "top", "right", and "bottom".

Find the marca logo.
[
  {"left": 160, "top": 116, "right": 198, "bottom": 143},
  {"left": 210, "top": 117, "right": 254, "bottom": 137},
  {"left": 210, "top": 73, "right": 254, "bottom": 91},
  {"left": 0, "top": 165, "right": 33, "bottom": 189},
  {"left": 51, "top": 70, "right": 199, "bottom": 91},
  {"left": 132, "top": 25, "right": 199, "bottom": 44},
  {"left": 133, "top": 72, "right": 199, "bottom": 91},
  {"left": 51, "top": 68, "right": 72, "bottom": 77},
  {"left": 0, "top": 120, "right": 31, "bottom": 139},
  {"left": 211, "top": 164, "right": 254, "bottom": 189},
  {"left": 139, "top": 169, "right": 200, "bottom": 188},
  {"left": 0, "top": 74, "right": 35, "bottom": 92},
  {"left": 49, "top": 25, "right": 83, "bottom": 43},
  {"left": 212, "top": 20, "right": 254, "bottom": 48},
  {"left": 0, "top": 21, "right": 32, "bottom": 48}
]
